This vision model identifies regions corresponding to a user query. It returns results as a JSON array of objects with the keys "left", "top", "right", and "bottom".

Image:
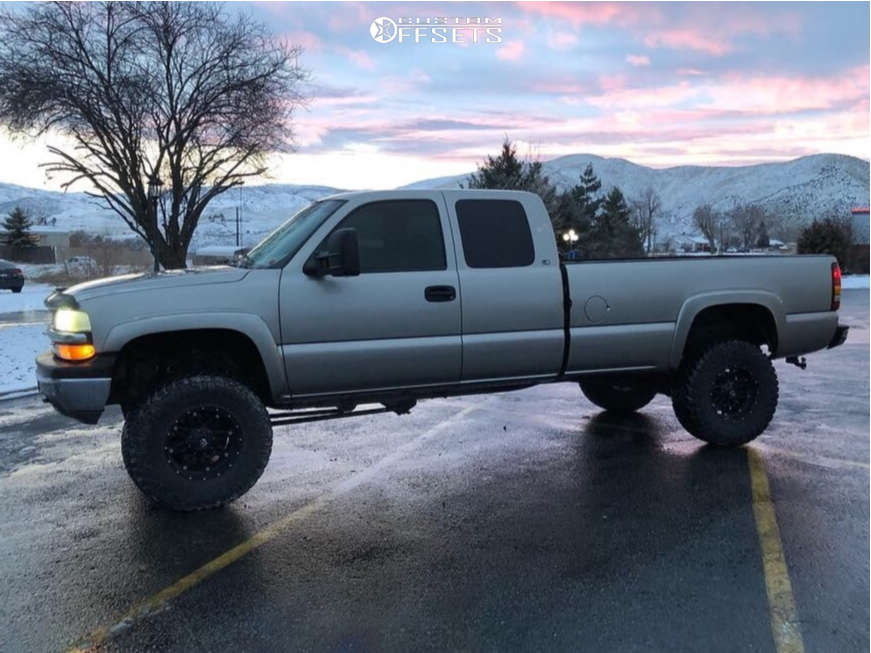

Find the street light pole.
[{"left": 147, "top": 174, "right": 163, "bottom": 273}]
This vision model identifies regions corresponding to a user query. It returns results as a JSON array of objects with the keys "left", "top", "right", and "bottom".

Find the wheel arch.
[
  {"left": 670, "top": 292, "right": 784, "bottom": 369},
  {"left": 105, "top": 314, "right": 287, "bottom": 404}
]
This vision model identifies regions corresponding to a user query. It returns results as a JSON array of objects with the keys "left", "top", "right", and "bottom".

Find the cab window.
[
  {"left": 331, "top": 200, "right": 446, "bottom": 273},
  {"left": 455, "top": 199, "right": 534, "bottom": 268}
]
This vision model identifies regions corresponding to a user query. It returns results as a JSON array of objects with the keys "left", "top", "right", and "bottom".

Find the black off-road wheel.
[
  {"left": 672, "top": 340, "right": 778, "bottom": 447},
  {"left": 579, "top": 377, "right": 657, "bottom": 414},
  {"left": 121, "top": 375, "right": 272, "bottom": 511}
]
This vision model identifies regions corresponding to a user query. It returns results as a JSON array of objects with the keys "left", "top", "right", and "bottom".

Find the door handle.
[{"left": 424, "top": 285, "right": 456, "bottom": 302}]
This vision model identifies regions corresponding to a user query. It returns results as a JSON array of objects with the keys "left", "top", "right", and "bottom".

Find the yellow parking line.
[
  {"left": 747, "top": 447, "right": 805, "bottom": 653},
  {"left": 70, "top": 405, "right": 479, "bottom": 652}
]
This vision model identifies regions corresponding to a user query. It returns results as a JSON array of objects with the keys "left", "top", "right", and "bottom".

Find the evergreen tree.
[
  {"left": 554, "top": 163, "right": 604, "bottom": 255},
  {"left": 1, "top": 206, "right": 38, "bottom": 247},
  {"left": 466, "top": 138, "right": 560, "bottom": 230},
  {"left": 586, "top": 187, "right": 644, "bottom": 259},
  {"left": 798, "top": 215, "right": 852, "bottom": 271},
  {"left": 756, "top": 220, "right": 770, "bottom": 248},
  {"left": 571, "top": 163, "right": 603, "bottom": 220},
  {"left": 466, "top": 139, "right": 526, "bottom": 190}
]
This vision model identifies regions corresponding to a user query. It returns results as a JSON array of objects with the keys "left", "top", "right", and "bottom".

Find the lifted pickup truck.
[{"left": 36, "top": 190, "right": 848, "bottom": 510}]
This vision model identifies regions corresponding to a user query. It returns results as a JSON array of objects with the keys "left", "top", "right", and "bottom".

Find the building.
[{"left": 31, "top": 229, "right": 71, "bottom": 249}]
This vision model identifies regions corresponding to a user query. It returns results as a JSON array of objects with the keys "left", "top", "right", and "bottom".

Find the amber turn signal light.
[{"left": 54, "top": 343, "right": 96, "bottom": 361}]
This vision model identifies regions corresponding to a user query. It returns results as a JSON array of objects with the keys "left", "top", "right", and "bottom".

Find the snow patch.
[
  {"left": 0, "top": 324, "right": 46, "bottom": 393},
  {"left": 842, "top": 275, "right": 870, "bottom": 290}
]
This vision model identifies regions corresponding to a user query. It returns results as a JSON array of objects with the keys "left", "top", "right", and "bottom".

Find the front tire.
[
  {"left": 579, "top": 377, "right": 657, "bottom": 414},
  {"left": 672, "top": 340, "right": 778, "bottom": 446},
  {"left": 121, "top": 375, "right": 272, "bottom": 511}
]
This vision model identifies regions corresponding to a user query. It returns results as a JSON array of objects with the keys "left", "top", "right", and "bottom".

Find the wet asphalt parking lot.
[{"left": 0, "top": 290, "right": 867, "bottom": 652}]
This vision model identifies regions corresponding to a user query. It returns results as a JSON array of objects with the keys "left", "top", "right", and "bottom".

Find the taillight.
[
  {"left": 12, "top": 268, "right": 22, "bottom": 276},
  {"left": 831, "top": 262, "right": 841, "bottom": 311}
]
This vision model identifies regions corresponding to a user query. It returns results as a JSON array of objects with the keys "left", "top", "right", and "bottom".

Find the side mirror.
[{"left": 304, "top": 228, "right": 360, "bottom": 277}]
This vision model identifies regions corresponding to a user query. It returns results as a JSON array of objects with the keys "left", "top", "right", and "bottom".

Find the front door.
[{"left": 279, "top": 195, "right": 461, "bottom": 396}]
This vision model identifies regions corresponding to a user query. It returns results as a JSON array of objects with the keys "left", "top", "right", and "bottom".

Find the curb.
[{"left": 0, "top": 387, "right": 39, "bottom": 402}]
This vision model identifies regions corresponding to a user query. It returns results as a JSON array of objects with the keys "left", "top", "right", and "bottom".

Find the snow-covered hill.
[
  {"left": 404, "top": 153, "right": 870, "bottom": 239},
  {"left": 0, "top": 153, "right": 866, "bottom": 247},
  {"left": 0, "top": 183, "right": 344, "bottom": 251}
]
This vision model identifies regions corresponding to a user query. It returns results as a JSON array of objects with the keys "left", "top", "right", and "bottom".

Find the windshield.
[{"left": 241, "top": 199, "right": 345, "bottom": 269}]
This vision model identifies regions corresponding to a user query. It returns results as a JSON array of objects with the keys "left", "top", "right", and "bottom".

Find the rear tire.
[
  {"left": 579, "top": 378, "right": 657, "bottom": 414},
  {"left": 672, "top": 340, "right": 778, "bottom": 446},
  {"left": 11, "top": 287, "right": 21, "bottom": 293},
  {"left": 121, "top": 375, "right": 272, "bottom": 511}
]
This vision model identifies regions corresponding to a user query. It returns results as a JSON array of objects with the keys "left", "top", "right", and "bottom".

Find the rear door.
[
  {"left": 279, "top": 193, "right": 462, "bottom": 396},
  {"left": 443, "top": 191, "right": 564, "bottom": 382}
]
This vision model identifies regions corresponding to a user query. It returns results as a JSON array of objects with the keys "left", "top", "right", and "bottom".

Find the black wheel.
[
  {"left": 11, "top": 287, "right": 22, "bottom": 293},
  {"left": 672, "top": 340, "right": 778, "bottom": 446},
  {"left": 579, "top": 377, "right": 657, "bottom": 414},
  {"left": 121, "top": 375, "right": 272, "bottom": 511}
]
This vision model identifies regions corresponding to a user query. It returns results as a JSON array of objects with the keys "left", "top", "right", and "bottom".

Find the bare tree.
[
  {"left": 728, "top": 203, "right": 766, "bottom": 250},
  {"left": 692, "top": 204, "right": 718, "bottom": 253},
  {"left": 632, "top": 187, "right": 660, "bottom": 254},
  {"left": 0, "top": 2, "right": 306, "bottom": 268}
]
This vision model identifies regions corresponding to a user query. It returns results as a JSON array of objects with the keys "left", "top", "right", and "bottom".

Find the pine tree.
[
  {"left": 466, "top": 139, "right": 561, "bottom": 232},
  {"left": 586, "top": 187, "right": 644, "bottom": 259},
  {"left": 798, "top": 215, "right": 852, "bottom": 271},
  {"left": 555, "top": 163, "right": 604, "bottom": 255},
  {"left": 466, "top": 140, "right": 526, "bottom": 190},
  {"left": 1, "top": 206, "right": 38, "bottom": 247}
]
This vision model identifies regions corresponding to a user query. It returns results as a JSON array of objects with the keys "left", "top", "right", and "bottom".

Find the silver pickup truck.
[{"left": 36, "top": 190, "right": 848, "bottom": 510}]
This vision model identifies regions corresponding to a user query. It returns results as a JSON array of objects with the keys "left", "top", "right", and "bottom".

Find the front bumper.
[
  {"left": 35, "top": 352, "right": 115, "bottom": 424},
  {"left": 828, "top": 324, "right": 849, "bottom": 349}
]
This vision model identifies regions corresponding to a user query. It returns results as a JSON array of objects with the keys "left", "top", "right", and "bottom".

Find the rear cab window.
[{"left": 455, "top": 199, "right": 535, "bottom": 268}]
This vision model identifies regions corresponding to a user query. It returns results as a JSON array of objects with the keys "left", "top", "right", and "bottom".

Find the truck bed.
[{"left": 563, "top": 254, "right": 838, "bottom": 374}]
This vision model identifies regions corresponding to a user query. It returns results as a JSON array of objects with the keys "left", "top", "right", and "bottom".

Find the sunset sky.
[{"left": 0, "top": 1, "right": 868, "bottom": 190}]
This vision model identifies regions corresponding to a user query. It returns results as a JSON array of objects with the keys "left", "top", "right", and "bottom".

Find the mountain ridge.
[
  {"left": 403, "top": 152, "right": 869, "bottom": 241},
  {"left": 0, "top": 152, "right": 866, "bottom": 247}
]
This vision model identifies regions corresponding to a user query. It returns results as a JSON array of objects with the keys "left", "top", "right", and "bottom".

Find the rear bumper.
[
  {"left": 35, "top": 352, "right": 115, "bottom": 424},
  {"left": 828, "top": 324, "right": 849, "bottom": 349}
]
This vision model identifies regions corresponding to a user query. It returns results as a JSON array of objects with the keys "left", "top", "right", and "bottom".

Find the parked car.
[
  {"left": 36, "top": 190, "right": 848, "bottom": 510},
  {"left": 0, "top": 259, "right": 24, "bottom": 293}
]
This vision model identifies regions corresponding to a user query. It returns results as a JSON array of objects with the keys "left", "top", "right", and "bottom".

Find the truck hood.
[{"left": 64, "top": 266, "right": 249, "bottom": 302}]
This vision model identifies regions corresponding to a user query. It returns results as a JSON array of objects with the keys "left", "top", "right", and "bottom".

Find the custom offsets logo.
[{"left": 369, "top": 16, "right": 503, "bottom": 45}]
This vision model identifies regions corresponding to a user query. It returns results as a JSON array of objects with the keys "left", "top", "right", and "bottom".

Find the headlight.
[{"left": 53, "top": 309, "right": 92, "bottom": 333}]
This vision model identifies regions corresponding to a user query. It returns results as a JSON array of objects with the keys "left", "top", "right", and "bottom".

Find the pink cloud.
[
  {"left": 496, "top": 40, "right": 526, "bottom": 61},
  {"left": 517, "top": 2, "right": 804, "bottom": 57},
  {"left": 644, "top": 29, "right": 731, "bottom": 55},
  {"left": 531, "top": 80, "right": 589, "bottom": 94},
  {"left": 284, "top": 31, "right": 322, "bottom": 52},
  {"left": 517, "top": 2, "right": 625, "bottom": 27},
  {"left": 550, "top": 31, "right": 579, "bottom": 50},
  {"left": 335, "top": 46, "right": 375, "bottom": 70},
  {"left": 625, "top": 54, "right": 650, "bottom": 67},
  {"left": 585, "top": 66, "right": 870, "bottom": 116}
]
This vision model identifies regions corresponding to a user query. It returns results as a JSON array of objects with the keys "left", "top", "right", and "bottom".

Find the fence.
[{"left": 0, "top": 245, "right": 55, "bottom": 263}]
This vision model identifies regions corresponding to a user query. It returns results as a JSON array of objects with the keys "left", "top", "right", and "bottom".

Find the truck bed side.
[{"left": 563, "top": 255, "right": 838, "bottom": 373}]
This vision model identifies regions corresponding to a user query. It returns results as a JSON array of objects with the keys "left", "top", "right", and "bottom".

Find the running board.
[{"left": 269, "top": 400, "right": 416, "bottom": 427}]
